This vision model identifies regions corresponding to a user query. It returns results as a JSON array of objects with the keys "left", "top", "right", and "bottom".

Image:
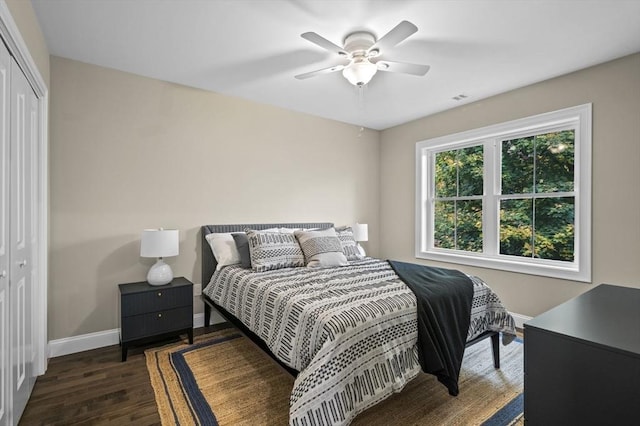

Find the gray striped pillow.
[
  {"left": 335, "top": 227, "right": 364, "bottom": 261},
  {"left": 246, "top": 229, "right": 305, "bottom": 272},
  {"left": 294, "top": 228, "right": 348, "bottom": 268}
]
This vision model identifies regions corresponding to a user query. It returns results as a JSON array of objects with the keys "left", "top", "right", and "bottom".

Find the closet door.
[
  {"left": 0, "top": 39, "right": 9, "bottom": 426},
  {"left": 9, "top": 59, "right": 33, "bottom": 423}
]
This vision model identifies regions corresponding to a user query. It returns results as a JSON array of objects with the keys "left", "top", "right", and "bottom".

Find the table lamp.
[
  {"left": 352, "top": 223, "right": 368, "bottom": 256},
  {"left": 140, "top": 228, "right": 179, "bottom": 286}
]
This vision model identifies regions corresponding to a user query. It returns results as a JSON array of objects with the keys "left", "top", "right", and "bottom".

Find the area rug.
[{"left": 146, "top": 328, "right": 523, "bottom": 426}]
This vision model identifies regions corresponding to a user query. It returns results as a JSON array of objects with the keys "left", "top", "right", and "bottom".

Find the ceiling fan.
[{"left": 295, "top": 20, "right": 430, "bottom": 87}]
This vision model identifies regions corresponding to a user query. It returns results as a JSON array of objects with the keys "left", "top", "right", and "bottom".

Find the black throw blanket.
[{"left": 388, "top": 260, "right": 473, "bottom": 396}]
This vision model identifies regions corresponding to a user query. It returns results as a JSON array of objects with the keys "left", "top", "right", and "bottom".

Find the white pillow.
[
  {"left": 279, "top": 227, "right": 301, "bottom": 234},
  {"left": 205, "top": 233, "right": 241, "bottom": 270}
]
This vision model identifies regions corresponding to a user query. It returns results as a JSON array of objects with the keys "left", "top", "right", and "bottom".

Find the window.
[{"left": 416, "top": 104, "right": 591, "bottom": 281}]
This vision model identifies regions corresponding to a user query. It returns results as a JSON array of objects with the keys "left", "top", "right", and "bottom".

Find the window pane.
[
  {"left": 435, "top": 151, "right": 457, "bottom": 197},
  {"left": 458, "top": 146, "right": 483, "bottom": 196},
  {"left": 434, "top": 201, "right": 455, "bottom": 249},
  {"left": 457, "top": 199, "right": 482, "bottom": 252},
  {"left": 500, "top": 198, "right": 533, "bottom": 257},
  {"left": 535, "top": 130, "right": 575, "bottom": 193},
  {"left": 502, "top": 136, "right": 534, "bottom": 194},
  {"left": 534, "top": 197, "right": 575, "bottom": 261}
]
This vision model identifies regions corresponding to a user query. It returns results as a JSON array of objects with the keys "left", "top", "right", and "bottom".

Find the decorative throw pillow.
[
  {"left": 245, "top": 229, "right": 305, "bottom": 272},
  {"left": 232, "top": 233, "right": 251, "bottom": 268},
  {"left": 205, "top": 233, "right": 241, "bottom": 270},
  {"left": 294, "top": 228, "right": 348, "bottom": 268},
  {"left": 335, "top": 226, "right": 364, "bottom": 260}
]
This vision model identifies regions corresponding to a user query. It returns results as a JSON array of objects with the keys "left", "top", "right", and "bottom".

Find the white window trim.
[{"left": 415, "top": 104, "right": 592, "bottom": 282}]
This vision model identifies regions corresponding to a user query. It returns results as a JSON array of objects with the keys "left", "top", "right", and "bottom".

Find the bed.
[{"left": 200, "top": 222, "right": 516, "bottom": 426}]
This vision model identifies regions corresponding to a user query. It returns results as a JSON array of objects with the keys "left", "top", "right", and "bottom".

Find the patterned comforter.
[{"left": 203, "top": 258, "right": 516, "bottom": 426}]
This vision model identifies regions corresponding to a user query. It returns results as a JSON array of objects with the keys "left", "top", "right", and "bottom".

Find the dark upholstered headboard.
[{"left": 201, "top": 222, "right": 334, "bottom": 286}]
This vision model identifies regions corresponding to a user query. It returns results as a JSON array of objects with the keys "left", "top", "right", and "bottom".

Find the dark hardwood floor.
[
  {"left": 20, "top": 325, "right": 227, "bottom": 425},
  {"left": 20, "top": 325, "right": 524, "bottom": 425}
]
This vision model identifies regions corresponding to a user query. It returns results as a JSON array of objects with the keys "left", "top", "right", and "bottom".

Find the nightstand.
[{"left": 119, "top": 277, "right": 194, "bottom": 361}]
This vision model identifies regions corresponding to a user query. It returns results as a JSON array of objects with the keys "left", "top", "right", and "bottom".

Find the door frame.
[{"left": 0, "top": 1, "right": 48, "bottom": 375}]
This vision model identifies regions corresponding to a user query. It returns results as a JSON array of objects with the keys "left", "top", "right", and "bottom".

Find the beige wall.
[
  {"left": 44, "top": 44, "right": 640, "bottom": 338},
  {"left": 5, "top": 0, "right": 49, "bottom": 87},
  {"left": 380, "top": 53, "right": 640, "bottom": 318},
  {"left": 49, "top": 56, "right": 380, "bottom": 340}
]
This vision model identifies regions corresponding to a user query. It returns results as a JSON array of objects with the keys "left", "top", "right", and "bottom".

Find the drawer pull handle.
[
  {"left": 157, "top": 292, "right": 162, "bottom": 297},
  {"left": 157, "top": 313, "right": 162, "bottom": 318}
]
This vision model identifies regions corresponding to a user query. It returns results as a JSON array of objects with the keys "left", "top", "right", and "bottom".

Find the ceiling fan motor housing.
[{"left": 343, "top": 32, "right": 376, "bottom": 56}]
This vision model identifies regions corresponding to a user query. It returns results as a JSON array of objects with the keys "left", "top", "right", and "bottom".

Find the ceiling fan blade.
[
  {"left": 295, "top": 64, "right": 345, "bottom": 80},
  {"left": 369, "top": 21, "right": 418, "bottom": 53},
  {"left": 301, "top": 32, "right": 349, "bottom": 56},
  {"left": 376, "top": 61, "right": 430, "bottom": 76}
]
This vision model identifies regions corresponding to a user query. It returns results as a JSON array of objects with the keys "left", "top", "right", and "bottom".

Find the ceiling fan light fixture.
[
  {"left": 342, "top": 58, "right": 378, "bottom": 86},
  {"left": 297, "top": 21, "right": 429, "bottom": 87}
]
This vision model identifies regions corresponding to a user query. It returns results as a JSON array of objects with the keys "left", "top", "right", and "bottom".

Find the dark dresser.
[
  {"left": 119, "top": 277, "right": 194, "bottom": 361},
  {"left": 524, "top": 284, "right": 640, "bottom": 425}
]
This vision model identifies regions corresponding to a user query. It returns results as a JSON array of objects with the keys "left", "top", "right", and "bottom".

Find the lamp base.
[{"left": 147, "top": 258, "right": 173, "bottom": 286}]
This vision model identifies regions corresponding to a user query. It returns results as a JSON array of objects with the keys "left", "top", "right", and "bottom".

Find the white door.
[
  {"left": 0, "top": 39, "right": 10, "bottom": 426},
  {"left": 9, "top": 59, "right": 34, "bottom": 424}
]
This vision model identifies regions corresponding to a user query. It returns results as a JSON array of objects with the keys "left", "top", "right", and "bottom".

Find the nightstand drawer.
[
  {"left": 121, "top": 286, "right": 191, "bottom": 316},
  {"left": 121, "top": 306, "right": 193, "bottom": 341}
]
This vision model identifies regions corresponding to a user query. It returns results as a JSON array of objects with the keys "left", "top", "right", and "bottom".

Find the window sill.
[{"left": 415, "top": 249, "right": 591, "bottom": 282}]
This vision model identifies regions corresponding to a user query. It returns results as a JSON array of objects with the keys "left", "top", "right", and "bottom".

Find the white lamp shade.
[
  {"left": 140, "top": 229, "right": 179, "bottom": 258},
  {"left": 352, "top": 223, "right": 369, "bottom": 242},
  {"left": 342, "top": 58, "right": 378, "bottom": 86}
]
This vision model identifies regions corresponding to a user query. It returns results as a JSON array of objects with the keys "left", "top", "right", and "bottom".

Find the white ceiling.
[{"left": 31, "top": 0, "right": 640, "bottom": 130}]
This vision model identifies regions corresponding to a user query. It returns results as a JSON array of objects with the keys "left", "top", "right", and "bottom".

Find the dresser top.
[
  {"left": 525, "top": 284, "right": 640, "bottom": 357},
  {"left": 118, "top": 276, "right": 193, "bottom": 295}
]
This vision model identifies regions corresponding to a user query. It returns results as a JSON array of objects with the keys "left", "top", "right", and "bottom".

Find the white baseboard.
[
  {"left": 48, "top": 328, "right": 121, "bottom": 358},
  {"left": 195, "top": 310, "right": 226, "bottom": 328},
  {"left": 48, "top": 311, "right": 226, "bottom": 358},
  {"left": 510, "top": 311, "right": 532, "bottom": 329},
  {"left": 48, "top": 310, "right": 529, "bottom": 358}
]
